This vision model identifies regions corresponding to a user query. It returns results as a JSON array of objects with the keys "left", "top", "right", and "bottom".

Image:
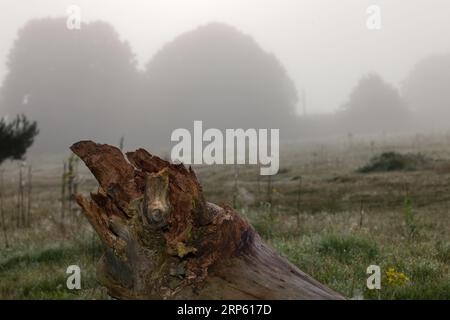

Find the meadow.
[{"left": 0, "top": 133, "right": 449, "bottom": 299}]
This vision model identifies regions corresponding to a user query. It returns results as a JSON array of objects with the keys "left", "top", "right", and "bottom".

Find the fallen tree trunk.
[{"left": 71, "top": 141, "right": 344, "bottom": 300}]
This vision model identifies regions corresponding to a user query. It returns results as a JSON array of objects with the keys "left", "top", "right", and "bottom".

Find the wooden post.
[
  {"left": 265, "top": 174, "right": 272, "bottom": 215},
  {"left": 267, "top": 174, "right": 273, "bottom": 217},
  {"left": 27, "top": 165, "right": 32, "bottom": 227},
  {"left": 359, "top": 200, "right": 364, "bottom": 229},
  {"left": 61, "top": 161, "right": 67, "bottom": 220},
  {"left": 296, "top": 176, "right": 302, "bottom": 228},
  {"left": 68, "top": 156, "right": 74, "bottom": 216},
  {"left": 256, "top": 164, "right": 261, "bottom": 206},
  {"left": 0, "top": 169, "right": 9, "bottom": 248},
  {"left": 232, "top": 164, "right": 238, "bottom": 208},
  {"left": 17, "top": 163, "right": 25, "bottom": 228}
]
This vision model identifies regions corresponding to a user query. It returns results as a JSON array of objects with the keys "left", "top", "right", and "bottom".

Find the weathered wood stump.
[{"left": 71, "top": 141, "right": 344, "bottom": 300}]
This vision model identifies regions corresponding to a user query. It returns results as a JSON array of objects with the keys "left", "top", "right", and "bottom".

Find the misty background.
[{"left": 0, "top": 0, "right": 450, "bottom": 153}]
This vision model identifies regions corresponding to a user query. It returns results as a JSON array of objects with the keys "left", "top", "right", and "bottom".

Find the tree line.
[{"left": 1, "top": 18, "right": 449, "bottom": 155}]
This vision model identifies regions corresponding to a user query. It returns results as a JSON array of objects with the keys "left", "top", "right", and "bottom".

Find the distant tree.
[
  {"left": 0, "top": 114, "right": 38, "bottom": 164},
  {"left": 143, "top": 22, "right": 299, "bottom": 140},
  {"left": 403, "top": 54, "right": 450, "bottom": 128},
  {"left": 339, "top": 73, "right": 410, "bottom": 134},
  {"left": 0, "top": 18, "right": 139, "bottom": 151}
]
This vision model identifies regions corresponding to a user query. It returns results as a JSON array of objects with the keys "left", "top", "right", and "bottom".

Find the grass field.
[{"left": 0, "top": 133, "right": 449, "bottom": 299}]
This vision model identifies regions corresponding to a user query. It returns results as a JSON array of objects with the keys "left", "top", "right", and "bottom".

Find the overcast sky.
[{"left": 1, "top": 0, "right": 449, "bottom": 114}]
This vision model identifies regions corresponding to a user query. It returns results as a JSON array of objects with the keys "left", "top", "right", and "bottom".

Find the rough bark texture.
[{"left": 71, "top": 141, "right": 344, "bottom": 300}]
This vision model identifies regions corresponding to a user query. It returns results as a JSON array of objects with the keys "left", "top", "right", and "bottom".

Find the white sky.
[{"left": 1, "top": 0, "right": 449, "bottom": 114}]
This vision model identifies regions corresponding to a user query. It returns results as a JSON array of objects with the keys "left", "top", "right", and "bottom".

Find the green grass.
[
  {"left": 243, "top": 203, "right": 450, "bottom": 300},
  {"left": 1, "top": 134, "right": 450, "bottom": 299},
  {"left": 1, "top": 194, "right": 449, "bottom": 300},
  {"left": 267, "top": 230, "right": 450, "bottom": 299},
  {"left": 317, "top": 234, "right": 378, "bottom": 263},
  {"left": 0, "top": 238, "right": 106, "bottom": 299}
]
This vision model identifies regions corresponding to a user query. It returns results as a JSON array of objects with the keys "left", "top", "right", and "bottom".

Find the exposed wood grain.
[{"left": 71, "top": 140, "right": 344, "bottom": 300}]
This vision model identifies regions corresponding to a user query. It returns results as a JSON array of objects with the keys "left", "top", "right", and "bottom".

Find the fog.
[{"left": 1, "top": 0, "right": 450, "bottom": 152}]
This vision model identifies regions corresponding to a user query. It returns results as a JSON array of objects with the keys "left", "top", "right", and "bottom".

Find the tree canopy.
[
  {"left": 0, "top": 18, "right": 139, "bottom": 151},
  {"left": 143, "top": 22, "right": 299, "bottom": 140},
  {"left": 0, "top": 114, "right": 38, "bottom": 164},
  {"left": 1, "top": 20, "right": 300, "bottom": 151},
  {"left": 338, "top": 73, "right": 410, "bottom": 133},
  {"left": 403, "top": 53, "right": 450, "bottom": 128}
]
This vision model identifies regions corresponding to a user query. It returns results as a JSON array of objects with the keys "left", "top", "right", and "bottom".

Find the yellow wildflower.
[{"left": 385, "top": 267, "right": 409, "bottom": 286}]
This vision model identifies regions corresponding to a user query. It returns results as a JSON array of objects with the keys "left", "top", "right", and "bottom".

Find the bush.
[
  {"left": 358, "top": 152, "right": 429, "bottom": 173},
  {"left": 0, "top": 114, "right": 38, "bottom": 164}
]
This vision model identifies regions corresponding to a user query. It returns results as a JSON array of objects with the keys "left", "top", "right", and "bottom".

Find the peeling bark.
[{"left": 71, "top": 141, "right": 344, "bottom": 300}]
